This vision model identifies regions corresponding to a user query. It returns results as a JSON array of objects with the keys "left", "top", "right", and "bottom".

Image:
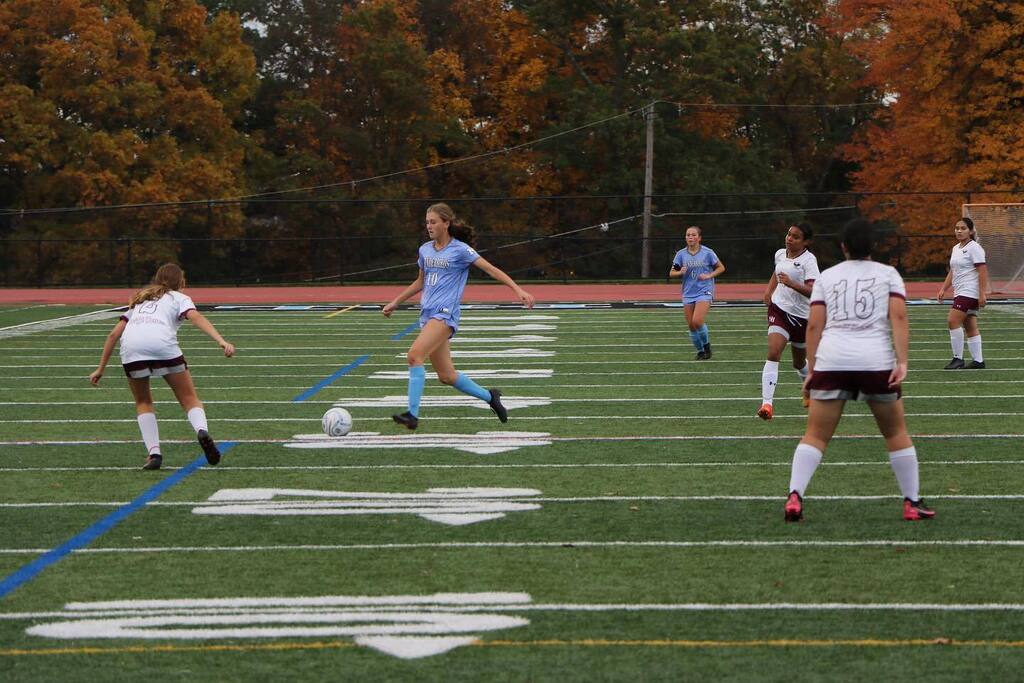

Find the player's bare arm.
[
  {"left": 90, "top": 318, "right": 128, "bottom": 385},
  {"left": 473, "top": 257, "right": 535, "bottom": 308},
  {"left": 382, "top": 271, "right": 425, "bottom": 317},
  {"left": 185, "top": 310, "right": 235, "bottom": 357}
]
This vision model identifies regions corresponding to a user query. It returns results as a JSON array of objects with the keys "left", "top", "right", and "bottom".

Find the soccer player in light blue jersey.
[
  {"left": 669, "top": 225, "right": 725, "bottom": 359},
  {"left": 382, "top": 203, "right": 536, "bottom": 430}
]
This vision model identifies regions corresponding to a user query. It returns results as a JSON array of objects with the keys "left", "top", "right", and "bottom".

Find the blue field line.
[
  {"left": 291, "top": 355, "right": 370, "bottom": 403},
  {"left": 390, "top": 322, "right": 418, "bottom": 340},
  {"left": 0, "top": 446, "right": 236, "bottom": 599}
]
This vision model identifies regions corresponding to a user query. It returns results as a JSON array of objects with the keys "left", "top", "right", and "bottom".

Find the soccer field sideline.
[{"left": 1, "top": 304, "right": 1022, "bottom": 679}]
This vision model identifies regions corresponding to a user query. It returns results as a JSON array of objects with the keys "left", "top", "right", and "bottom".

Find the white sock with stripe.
[
  {"left": 889, "top": 446, "right": 920, "bottom": 501},
  {"left": 788, "top": 443, "right": 822, "bottom": 497},
  {"left": 137, "top": 412, "right": 160, "bottom": 456}
]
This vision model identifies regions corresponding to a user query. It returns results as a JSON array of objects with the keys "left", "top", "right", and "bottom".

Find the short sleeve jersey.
[
  {"left": 417, "top": 238, "right": 480, "bottom": 316},
  {"left": 771, "top": 248, "right": 820, "bottom": 319},
  {"left": 119, "top": 291, "right": 196, "bottom": 364},
  {"left": 950, "top": 240, "right": 986, "bottom": 299},
  {"left": 672, "top": 245, "right": 720, "bottom": 301},
  {"left": 810, "top": 259, "right": 906, "bottom": 371}
]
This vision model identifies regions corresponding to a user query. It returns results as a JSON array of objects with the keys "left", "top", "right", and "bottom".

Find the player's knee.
[{"left": 406, "top": 352, "right": 424, "bottom": 366}]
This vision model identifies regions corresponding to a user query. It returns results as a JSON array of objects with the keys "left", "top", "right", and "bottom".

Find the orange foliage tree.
[
  {"left": 834, "top": 0, "right": 1024, "bottom": 269},
  {"left": 0, "top": 0, "right": 256, "bottom": 282}
]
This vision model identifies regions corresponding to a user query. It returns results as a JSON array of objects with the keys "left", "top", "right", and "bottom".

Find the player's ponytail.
[
  {"left": 129, "top": 263, "right": 186, "bottom": 307},
  {"left": 428, "top": 202, "right": 477, "bottom": 248},
  {"left": 841, "top": 219, "right": 874, "bottom": 259}
]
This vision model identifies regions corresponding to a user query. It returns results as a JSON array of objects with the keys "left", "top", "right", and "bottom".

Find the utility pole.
[{"left": 641, "top": 102, "right": 655, "bottom": 278}]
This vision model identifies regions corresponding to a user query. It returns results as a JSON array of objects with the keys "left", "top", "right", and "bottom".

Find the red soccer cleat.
[
  {"left": 784, "top": 491, "right": 803, "bottom": 522},
  {"left": 903, "top": 498, "right": 936, "bottom": 521},
  {"left": 757, "top": 403, "right": 774, "bottom": 421}
]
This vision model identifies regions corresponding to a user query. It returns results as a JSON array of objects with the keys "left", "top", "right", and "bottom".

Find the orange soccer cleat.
[
  {"left": 903, "top": 498, "right": 936, "bottom": 521},
  {"left": 784, "top": 491, "right": 803, "bottom": 522},
  {"left": 757, "top": 403, "right": 774, "bottom": 421}
]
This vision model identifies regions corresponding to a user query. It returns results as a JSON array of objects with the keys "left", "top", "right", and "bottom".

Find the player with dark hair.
[
  {"left": 758, "top": 223, "right": 820, "bottom": 420},
  {"left": 669, "top": 226, "right": 725, "bottom": 359},
  {"left": 936, "top": 216, "right": 988, "bottom": 369},
  {"left": 382, "top": 203, "right": 535, "bottom": 430},
  {"left": 784, "top": 219, "right": 934, "bottom": 522},
  {"left": 89, "top": 263, "right": 235, "bottom": 470}
]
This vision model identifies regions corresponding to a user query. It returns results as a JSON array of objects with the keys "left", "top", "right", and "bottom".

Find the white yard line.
[
  {"left": 3, "top": 494, "right": 1023, "bottom": 509},
  {"left": 3, "top": 539, "right": 1024, "bottom": 556}
]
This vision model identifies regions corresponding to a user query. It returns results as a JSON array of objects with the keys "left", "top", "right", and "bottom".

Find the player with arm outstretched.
[
  {"left": 89, "top": 263, "right": 235, "bottom": 470},
  {"left": 382, "top": 203, "right": 535, "bottom": 430}
]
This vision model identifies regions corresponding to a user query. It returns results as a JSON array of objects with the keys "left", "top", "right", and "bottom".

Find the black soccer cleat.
[
  {"left": 142, "top": 454, "right": 162, "bottom": 470},
  {"left": 488, "top": 389, "right": 509, "bottom": 423},
  {"left": 695, "top": 351, "right": 706, "bottom": 360},
  {"left": 392, "top": 411, "right": 419, "bottom": 430},
  {"left": 197, "top": 429, "right": 221, "bottom": 465},
  {"left": 702, "top": 344, "right": 712, "bottom": 360},
  {"left": 943, "top": 357, "right": 965, "bottom": 370},
  {"left": 964, "top": 360, "right": 986, "bottom": 369}
]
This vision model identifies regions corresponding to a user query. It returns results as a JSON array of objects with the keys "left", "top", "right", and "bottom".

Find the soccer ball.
[{"left": 322, "top": 407, "right": 352, "bottom": 437}]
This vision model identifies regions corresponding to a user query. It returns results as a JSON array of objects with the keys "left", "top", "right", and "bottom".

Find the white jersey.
[
  {"left": 119, "top": 291, "right": 196, "bottom": 364},
  {"left": 810, "top": 259, "right": 906, "bottom": 371},
  {"left": 950, "top": 240, "right": 986, "bottom": 299},
  {"left": 771, "top": 248, "right": 820, "bottom": 319}
]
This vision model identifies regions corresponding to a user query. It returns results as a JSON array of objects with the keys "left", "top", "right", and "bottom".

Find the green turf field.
[{"left": 1, "top": 302, "right": 1022, "bottom": 681}]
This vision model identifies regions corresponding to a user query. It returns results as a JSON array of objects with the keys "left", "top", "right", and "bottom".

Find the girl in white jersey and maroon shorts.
[
  {"left": 936, "top": 216, "right": 988, "bottom": 369},
  {"left": 90, "top": 264, "right": 235, "bottom": 470},
  {"left": 758, "top": 223, "right": 820, "bottom": 420},
  {"left": 783, "top": 220, "right": 935, "bottom": 523}
]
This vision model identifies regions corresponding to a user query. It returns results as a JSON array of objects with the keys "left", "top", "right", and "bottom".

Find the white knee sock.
[
  {"left": 187, "top": 407, "right": 208, "bottom": 433},
  {"left": 889, "top": 446, "right": 920, "bottom": 501},
  {"left": 788, "top": 443, "right": 823, "bottom": 497},
  {"left": 967, "top": 335, "right": 983, "bottom": 362},
  {"left": 949, "top": 328, "right": 964, "bottom": 359},
  {"left": 761, "top": 360, "right": 779, "bottom": 404},
  {"left": 796, "top": 361, "right": 809, "bottom": 380},
  {"left": 137, "top": 412, "right": 161, "bottom": 456}
]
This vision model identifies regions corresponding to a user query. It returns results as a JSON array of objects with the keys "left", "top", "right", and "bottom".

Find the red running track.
[{"left": 0, "top": 282, "right": 945, "bottom": 305}]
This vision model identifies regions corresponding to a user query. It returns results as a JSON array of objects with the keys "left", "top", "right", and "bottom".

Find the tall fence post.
[{"left": 641, "top": 102, "right": 655, "bottom": 278}]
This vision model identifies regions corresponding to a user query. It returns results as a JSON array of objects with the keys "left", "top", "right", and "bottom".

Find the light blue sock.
[
  {"left": 689, "top": 330, "right": 703, "bottom": 351},
  {"left": 698, "top": 324, "right": 710, "bottom": 347},
  {"left": 453, "top": 372, "right": 491, "bottom": 402},
  {"left": 407, "top": 365, "right": 426, "bottom": 417}
]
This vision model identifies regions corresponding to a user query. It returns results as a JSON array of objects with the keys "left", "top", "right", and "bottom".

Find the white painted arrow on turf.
[
  {"left": 330, "top": 396, "right": 551, "bottom": 411},
  {"left": 193, "top": 487, "right": 542, "bottom": 525},
  {"left": 28, "top": 592, "right": 533, "bottom": 659},
  {"left": 395, "top": 348, "right": 554, "bottom": 358},
  {"left": 284, "top": 431, "right": 552, "bottom": 455},
  {"left": 369, "top": 369, "right": 553, "bottom": 380}
]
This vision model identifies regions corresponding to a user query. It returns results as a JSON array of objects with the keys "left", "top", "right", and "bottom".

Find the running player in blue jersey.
[
  {"left": 382, "top": 203, "right": 536, "bottom": 430},
  {"left": 669, "top": 226, "right": 726, "bottom": 359}
]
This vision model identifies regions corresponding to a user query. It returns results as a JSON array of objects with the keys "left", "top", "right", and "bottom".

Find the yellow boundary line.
[
  {"left": 324, "top": 304, "right": 361, "bottom": 319},
  {"left": 4, "top": 638, "right": 1024, "bottom": 657}
]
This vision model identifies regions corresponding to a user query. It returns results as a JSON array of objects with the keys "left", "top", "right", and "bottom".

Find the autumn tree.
[
  {"left": 0, "top": 0, "right": 257, "bottom": 283},
  {"left": 835, "top": 0, "right": 1024, "bottom": 269}
]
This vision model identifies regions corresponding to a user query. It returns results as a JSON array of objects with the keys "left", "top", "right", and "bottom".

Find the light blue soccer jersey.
[
  {"left": 418, "top": 238, "right": 480, "bottom": 330},
  {"left": 672, "top": 245, "right": 720, "bottom": 302}
]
